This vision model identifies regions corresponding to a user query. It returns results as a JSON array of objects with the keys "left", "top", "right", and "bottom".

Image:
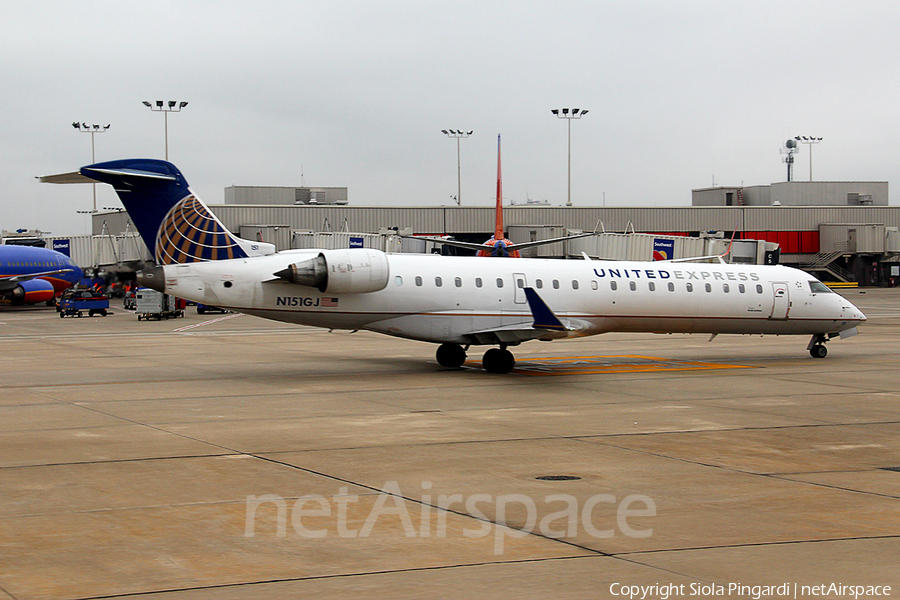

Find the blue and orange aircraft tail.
[{"left": 476, "top": 135, "right": 520, "bottom": 258}]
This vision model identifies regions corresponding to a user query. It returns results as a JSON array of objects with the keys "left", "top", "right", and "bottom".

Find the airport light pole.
[
  {"left": 551, "top": 108, "right": 588, "bottom": 206},
  {"left": 441, "top": 129, "right": 472, "bottom": 205},
  {"left": 143, "top": 100, "right": 189, "bottom": 160},
  {"left": 72, "top": 122, "right": 110, "bottom": 213},
  {"left": 794, "top": 136, "right": 822, "bottom": 181}
]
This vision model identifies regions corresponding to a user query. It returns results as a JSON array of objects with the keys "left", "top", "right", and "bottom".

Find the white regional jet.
[{"left": 48, "top": 159, "right": 865, "bottom": 373}]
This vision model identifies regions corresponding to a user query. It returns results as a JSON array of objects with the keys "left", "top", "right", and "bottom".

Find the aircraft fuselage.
[{"left": 145, "top": 251, "right": 864, "bottom": 345}]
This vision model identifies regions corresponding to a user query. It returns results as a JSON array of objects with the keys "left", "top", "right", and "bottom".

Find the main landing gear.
[
  {"left": 435, "top": 342, "right": 516, "bottom": 374},
  {"left": 808, "top": 333, "right": 829, "bottom": 359},
  {"left": 435, "top": 342, "right": 468, "bottom": 369}
]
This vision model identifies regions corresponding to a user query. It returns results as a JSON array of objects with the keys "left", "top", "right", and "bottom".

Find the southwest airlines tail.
[
  {"left": 79, "top": 159, "right": 274, "bottom": 264},
  {"left": 475, "top": 135, "right": 520, "bottom": 258}
]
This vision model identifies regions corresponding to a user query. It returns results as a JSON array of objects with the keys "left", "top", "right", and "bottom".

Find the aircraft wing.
[
  {"left": 462, "top": 287, "right": 589, "bottom": 345},
  {"left": 503, "top": 230, "right": 599, "bottom": 251},
  {"left": 399, "top": 235, "right": 493, "bottom": 253},
  {"left": 0, "top": 269, "right": 77, "bottom": 289},
  {"left": 400, "top": 230, "right": 600, "bottom": 253}
]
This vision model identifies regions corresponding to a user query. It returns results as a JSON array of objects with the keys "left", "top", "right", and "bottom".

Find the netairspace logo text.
[
  {"left": 609, "top": 582, "right": 893, "bottom": 600},
  {"left": 244, "top": 481, "right": 656, "bottom": 555}
]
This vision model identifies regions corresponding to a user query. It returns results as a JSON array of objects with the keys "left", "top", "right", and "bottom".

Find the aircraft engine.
[
  {"left": 275, "top": 248, "right": 390, "bottom": 294},
  {"left": 7, "top": 279, "right": 56, "bottom": 305}
]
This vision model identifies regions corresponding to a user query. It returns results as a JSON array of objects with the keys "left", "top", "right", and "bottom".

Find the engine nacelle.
[
  {"left": 274, "top": 248, "right": 390, "bottom": 294},
  {"left": 7, "top": 279, "right": 56, "bottom": 305}
]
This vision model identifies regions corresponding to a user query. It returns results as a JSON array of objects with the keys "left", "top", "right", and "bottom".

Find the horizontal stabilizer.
[
  {"left": 38, "top": 171, "right": 94, "bottom": 184},
  {"left": 82, "top": 167, "right": 177, "bottom": 182}
]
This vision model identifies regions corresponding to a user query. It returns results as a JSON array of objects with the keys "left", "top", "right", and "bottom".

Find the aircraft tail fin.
[
  {"left": 494, "top": 134, "right": 504, "bottom": 242},
  {"left": 78, "top": 159, "right": 273, "bottom": 264}
]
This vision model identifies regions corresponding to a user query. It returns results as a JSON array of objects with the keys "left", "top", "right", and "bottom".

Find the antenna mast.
[{"left": 781, "top": 139, "right": 798, "bottom": 182}]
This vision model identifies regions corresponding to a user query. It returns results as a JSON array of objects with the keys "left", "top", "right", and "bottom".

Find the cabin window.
[
  {"left": 809, "top": 281, "right": 832, "bottom": 294},
  {"left": 756, "top": 284, "right": 763, "bottom": 294},
  {"left": 739, "top": 284, "right": 745, "bottom": 293},
  {"left": 415, "top": 276, "right": 423, "bottom": 287},
  {"left": 536, "top": 279, "right": 543, "bottom": 289},
  {"left": 629, "top": 281, "right": 636, "bottom": 291},
  {"left": 517, "top": 279, "right": 524, "bottom": 288},
  {"left": 648, "top": 281, "right": 655, "bottom": 292},
  {"left": 395, "top": 276, "right": 403, "bottom": 286},
  {"left": 668, "top": 282, "right": 675, "bottom": 292},
  {"left": 610, "top": 281, "right": 618, "bottom": 291},
  {"left": 455, "top": 277, "right": 462, "bottom": 288},
  {"left": 572, "top": 280, "right": 579, "bottom": 290},
  {"left": 591, "top": 281, "right": 598, "bottom": 290},
  {"left": 686, "top": 283, "right": 693, "bottom": 292},
  {"left": 435, "top": 277, "right": 443, "bottom": 287},
  {"left": 496, "top": 278, "right": 504, "bottom": 288},
  {"left": 723, "top": 283, "right": 729, "bottom": 293},
  {"left": 552, "top": 280, "right": 560, "bottom": 289},
  {"left": 475, "top": 278, "right": 483, "bottom": 288},
  {"left": 705, "top": 283, "right": 712, "bottom": 293}
]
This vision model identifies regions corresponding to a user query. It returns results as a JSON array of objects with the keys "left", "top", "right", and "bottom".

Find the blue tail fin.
[{"left": 80, "top": 159, "right": 264, "bottom": 264}]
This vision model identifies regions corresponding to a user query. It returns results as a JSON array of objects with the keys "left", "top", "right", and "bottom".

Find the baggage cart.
[{"left": 135, "top": 288, "right": 184, "bottom": 321}]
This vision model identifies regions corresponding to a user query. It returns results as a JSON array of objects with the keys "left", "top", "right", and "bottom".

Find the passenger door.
[
  {"left": 769, "top": 281, "right": 790, "bottom": 319},
  {"left": 513, "top": 273, "right": 527, "bottom": 304}
]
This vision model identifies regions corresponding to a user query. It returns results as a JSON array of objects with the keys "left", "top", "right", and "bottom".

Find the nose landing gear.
[{"left": 807, "top": 333, "right": 829, "bottom": 358}]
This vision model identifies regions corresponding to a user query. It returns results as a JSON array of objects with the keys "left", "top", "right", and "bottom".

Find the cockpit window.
[{"left": 808, "top": 281, "right": 832, "bottom": 294}]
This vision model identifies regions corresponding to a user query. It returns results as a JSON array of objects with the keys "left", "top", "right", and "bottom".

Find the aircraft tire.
[
  {"left": 483, "top": 348, "right": 515, "bottom": 374},
  {"left": 810, "top": 344, "right": 827, "bottom": 359},
  {"left": 436, "top": 343, "right": 467, "bottom": 368}
]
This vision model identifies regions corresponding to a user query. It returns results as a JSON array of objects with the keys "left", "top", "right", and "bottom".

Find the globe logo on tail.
[{"left": 155, "top": 196, "right": 248, "bottom": 264}]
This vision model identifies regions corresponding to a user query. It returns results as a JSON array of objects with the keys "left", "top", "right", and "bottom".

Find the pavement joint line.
[
  {"left": 611, "top": 533, "right": 900, "bottom": 558},
  {"left": 249, "top": 453, "right": 614, "bottom": 558},
  {"left": 764, "top": 473, "right": 900, "bottom": 500},
  {"left": 4, "top": 418, "right": 897, "bottom": 470},
  {"left": 63, "top": 555, "right": 622, "bottom": 600},
  {"left": 572, "top": 435, "right": 900, "bottom": 500},
  {"left": 0, "top": 583, "right": 19, "bottom": 600},
  {"left": 0, "top": 453, "right": 238, "bottom": 471},
  {"left": 6, "top": 394, "right": 257, "bottom": 465}
]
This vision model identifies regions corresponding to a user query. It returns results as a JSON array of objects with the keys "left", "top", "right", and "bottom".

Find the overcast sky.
[{"left": 3, "top": 1, "right": 898, "bottom": 236}]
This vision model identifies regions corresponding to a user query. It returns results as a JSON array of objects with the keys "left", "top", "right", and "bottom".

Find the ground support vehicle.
[
  {"left": 197, "top": 304, "right": 228, "bottom": 315},
  {"left": 59, "top": 291, "right": 109, "bottom": 318},
  {"left": 135, "top": 288, "right": 184, "bottom": 321},
  {"left": 123, "top": 290, "right": 136, "bottom": 310}
]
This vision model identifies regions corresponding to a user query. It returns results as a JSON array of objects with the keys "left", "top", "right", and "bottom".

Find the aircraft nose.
[
  {"left": 845, "top": 300, "right": 866, "bottom": 322},
  {"left": 137, "top": 266, "right": 165, "bottom": 292}
]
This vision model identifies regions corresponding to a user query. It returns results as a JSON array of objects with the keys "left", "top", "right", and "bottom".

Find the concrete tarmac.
[{"left": 0, "top": 290, "right": 898, "bottom": 599}]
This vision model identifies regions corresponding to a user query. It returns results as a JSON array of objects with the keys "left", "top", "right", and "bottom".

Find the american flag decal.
[{"left": 321, "top": 297, "right": 339, "bottom": 307}]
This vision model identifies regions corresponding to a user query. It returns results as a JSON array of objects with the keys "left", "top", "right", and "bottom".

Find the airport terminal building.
[{"left": 53, "top": 178, "right": 900, "bottom": 287}]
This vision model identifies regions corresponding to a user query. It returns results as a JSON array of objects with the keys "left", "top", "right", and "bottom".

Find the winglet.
[{"left": 524, "top": 287, "right": 568, "bottom": 331}]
